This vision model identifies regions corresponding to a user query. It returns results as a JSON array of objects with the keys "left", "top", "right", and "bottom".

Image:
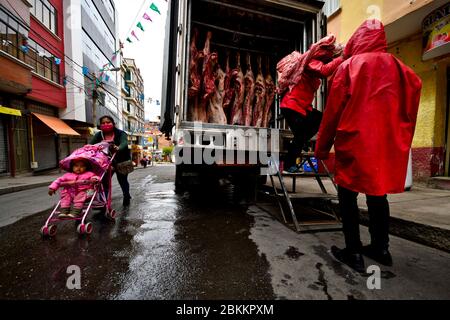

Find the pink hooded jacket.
[{"left": 49, "top": 171, "right": 100, "bottom": 192}]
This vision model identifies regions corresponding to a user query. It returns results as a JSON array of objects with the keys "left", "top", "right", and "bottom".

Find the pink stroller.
[{"left": 41, "top": 142, "right": 117, "bottom": 237}]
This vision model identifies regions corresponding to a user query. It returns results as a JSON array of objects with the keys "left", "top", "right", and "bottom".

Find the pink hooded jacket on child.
[
  {"left": 49, "top": 171, "right": 100, "bottom": 192},
  {"left": 49, "top": 171, "right": 100, "bottom": 209}
]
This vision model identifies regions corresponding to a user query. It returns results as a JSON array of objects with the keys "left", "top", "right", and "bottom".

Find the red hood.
[{"left": 344, "top": 19, "right": 387, "bottom": 58}]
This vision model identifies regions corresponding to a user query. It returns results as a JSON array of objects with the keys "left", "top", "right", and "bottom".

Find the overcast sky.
[{"left": 116, "top": 0, "right": 168, "bottom": 121}]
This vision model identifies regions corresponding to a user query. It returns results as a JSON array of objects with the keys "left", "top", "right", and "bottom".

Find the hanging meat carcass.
[
  {"left": 187, "top": 28, "right": 204, "bottom": 121},
  {"left": 207, "top": 63, "right": 227, "bottom": 124},
  {"left": 262, "top": 58, "right": 275, "bottom": 128},
  {"left": 222, "top": 51, "right": 234, "bottom": 110},
  {"left": 188, "top": 28, "right": 203, "bottom": 98},
  {"left": 242, "top": 53, "right": 255, "bottom": 127},
  {"left": 230, "top": 52, "right": 245, "bottom": 125},
  {"left": 251, "top": 56, "right": 266, "bottom": 127},
  {"left": 193, "top": 31, "right": 214, "bottom": 123},
  {"left": 202, "top": 32, "right": 216, "bottom": 102}
]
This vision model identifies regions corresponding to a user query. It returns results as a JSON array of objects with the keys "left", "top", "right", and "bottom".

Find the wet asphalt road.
[
  {"left": 0, "top": 166, "right": 273, "bottom": 299},
  {"left": 0, "top": 165, "right": 449, "bottom": 300}
]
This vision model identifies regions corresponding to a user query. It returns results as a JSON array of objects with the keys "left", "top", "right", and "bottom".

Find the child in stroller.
[
  {"left": 48, "top": 158, "right": 100, "bottom": 218},
  {"left": 41, "top": 142, "right": 117, "bottom": 237}
]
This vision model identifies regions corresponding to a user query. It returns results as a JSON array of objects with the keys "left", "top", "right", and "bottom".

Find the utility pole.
[
  {"left": 89, "top": 67, "right": 120, "bottom": 127},
  {"left": 92, "top": 73, "right": 99, "bottom": 127}
]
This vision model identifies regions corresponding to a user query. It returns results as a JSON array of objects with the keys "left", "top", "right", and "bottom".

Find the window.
[
  {"left": 0, "top": 7, "right": 29, "bottom": 63},
  {"left": 26, "top": 38, "right": 61, "bottom": 84},
  {"left": 323, "top": 0, "right": 340, "bottom": 17},
  {"left": 31, "top": 0, "right": 57, "bottom": 35}
]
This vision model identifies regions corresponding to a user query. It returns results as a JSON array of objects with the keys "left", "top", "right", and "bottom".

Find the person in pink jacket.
[{"left": 48, "top": 158, "right": 100, "bottom": 218}]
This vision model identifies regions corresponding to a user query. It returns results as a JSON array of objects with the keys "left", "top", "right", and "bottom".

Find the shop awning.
[
  {"left": 0, "top": 105, "right": 22, "bottom": 116},
  {"left": 32, "top": 112, "right": 80, "bottom": 136}
]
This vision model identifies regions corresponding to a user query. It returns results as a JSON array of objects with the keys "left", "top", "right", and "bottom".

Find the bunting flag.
[
  {"left": 54, "top": 57, "right": 61, "bottom": 65},
  {"left": 82, "top": 66, "right": 89, "bottom": 75},
  {"left": 137, "top": 22, "right": 145, "bottom": 32},
  {"left": 105, "top": 75, "right": 110, "bottom": 82},
  {"left": 131, "top": 31, "right": 140, "bottom": 41},
  {"left": 126, "top": 37, "right": 133, "bottom": 43},
  {"left": 20, "top": 45, "right": 29, "bottom": 53},
  {"left": 143, "top": 13, "right": 152, "bottom": 21},
  {"left": 150, "top": 3, "right": 161, "bottom": 15}
]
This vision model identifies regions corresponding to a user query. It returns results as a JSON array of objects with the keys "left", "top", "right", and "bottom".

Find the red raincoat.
[
  {"left": 280, "top": 56, "right": 344, "bottom": 116},
  {"left": 315, "top": 20, "right": 422, "bottom": 195}
]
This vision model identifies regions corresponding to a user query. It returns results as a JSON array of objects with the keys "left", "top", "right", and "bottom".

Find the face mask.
[{"left": 100, "top": 123, "right": 114, "bottom": 132}]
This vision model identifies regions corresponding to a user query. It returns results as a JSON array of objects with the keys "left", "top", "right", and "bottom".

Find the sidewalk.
[
  {"left": 0, "top": 163, "right": 172, "bottom": 195},
  {"left": 268, "top": 176, "right": 450, "bottom": 252}
]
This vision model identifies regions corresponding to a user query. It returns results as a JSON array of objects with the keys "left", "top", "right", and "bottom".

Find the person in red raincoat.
[
  {"left": 279, "top": 35, "right": 344, "bottom": 173},
  {"left": 315, "top": 20, "right": 422, "bottom": 272}
]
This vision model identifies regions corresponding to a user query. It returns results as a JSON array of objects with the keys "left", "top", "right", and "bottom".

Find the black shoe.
[
  {"left": 123, "top": 196, "right": 131, "bottom": 207},
  {"left": 362, "top": 245, "right": 393, "bottom": 266},
  {"left": 331, "top": 245, "right": 366, "bottom": 273}
]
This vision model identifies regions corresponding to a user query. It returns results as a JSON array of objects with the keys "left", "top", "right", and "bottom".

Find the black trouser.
[
  {"left": 338, "top": 186, "right": 390, "bottom": 253},
  {"left": 102, "top": 171, "right": 131, "bottom": 200},
  {"left": 281, "top": 108, "right": 322, "bottom": 168}
]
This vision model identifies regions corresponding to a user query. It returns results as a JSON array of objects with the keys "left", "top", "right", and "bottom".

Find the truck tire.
[{"left": 175, "top": 164, "right": 185, "bottom": 192}]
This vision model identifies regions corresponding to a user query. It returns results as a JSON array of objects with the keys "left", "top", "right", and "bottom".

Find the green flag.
[
  {"left": 126, "top": 37, "right": 132, "bottom": 43},
  {"left": 137, "top": 22, "right": 145, "bottom": 32},
  {"left": 150, "top": 3, "right": 161, "bottom": 14}
]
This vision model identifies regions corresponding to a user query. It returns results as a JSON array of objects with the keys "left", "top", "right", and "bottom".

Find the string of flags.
[
  {"left": 126, "top": 2, "right": 162, "bottom": 44},
  {"left": 14, "top": 0, "right": 168, "bottom": 97}
]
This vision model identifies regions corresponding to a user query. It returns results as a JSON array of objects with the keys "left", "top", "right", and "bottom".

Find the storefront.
[{"left": 421, "top": 2, "right": 450, "bottom": 177}]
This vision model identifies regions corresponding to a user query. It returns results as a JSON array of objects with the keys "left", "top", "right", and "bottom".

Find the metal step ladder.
[{"left": 266, "top": 154, "right": 342, "bottom": 232}]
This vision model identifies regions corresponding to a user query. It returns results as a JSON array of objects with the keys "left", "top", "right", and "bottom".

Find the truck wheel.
[{"left": 175, "top": 164, "right": 185, "bottom": 192}]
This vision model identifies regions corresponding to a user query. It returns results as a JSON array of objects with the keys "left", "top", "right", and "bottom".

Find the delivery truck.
[{"left": 160, "top": 0, "right": 328, "bottom": 190}]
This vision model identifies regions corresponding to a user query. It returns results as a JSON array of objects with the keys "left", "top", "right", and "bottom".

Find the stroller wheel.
[
  {"left": 40, "top": 226, "right": 48, "bottom": 237},
  {"left": 85, "top": 222, "right": 93, "bottom": 235},
  {"left": 106, "top": 209, "right": 116, "bottom": 220},
  {"left": 47, "top": 225, "right": 57, "bottom": 237},
  {"left": 48, "top": 225, "right": 57, "bottom": 237},
  {"left": 77, "top": 224, "right": 85, "bottom": 235}
]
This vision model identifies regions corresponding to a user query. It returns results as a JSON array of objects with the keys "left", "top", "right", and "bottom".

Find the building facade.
[
  {"left": 63, "top": 0, "right": 120, "bottom": 142},
  {"left": 324, "top": 0, "right": 450, "bottom": 184},
  {"left": 1, "top": 0, "right": 79, "bottom": 176},
  {"left": 121, "top": 57, "right": 145, "bottom": 164}
]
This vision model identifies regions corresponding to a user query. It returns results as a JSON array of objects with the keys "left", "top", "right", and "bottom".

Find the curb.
[
  {"left": 257, "top": 190, "right": 450, "bottom": 253},
  {"left": 358, "top": 209, "right": 450, "bottom": 253},
  {"left": 0, "top": 165, "right": 161, "bottom": 196},
  {"left": 0, "top": 182, "right": 53, "bottom": 196}
]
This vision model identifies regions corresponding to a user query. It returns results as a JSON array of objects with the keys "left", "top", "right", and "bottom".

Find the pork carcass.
[
  {"left": 188, "top": 28, "right": 203, "bottom": 98},
  {"left": 230, "top": 52, "right": 244, "bottom": 125},
  {"left": 222, "top": 51, "right": 234, "bottom": 110},
  {"left": 242, "top": 53, "right": 255, "bottom": 127},
  {"left": 193, "top": 31, "right": 214, "bottom": 123},
  {"left": 187, "top": 29, "right": 204, "bottom": 121},
  {"left": 207, "top": 64, "right": 227, "bottom": 124},
  {"left": 202, "top": 32, "right": 216, "bottom": 102},
  {"left": 262, "top": 58, "right": 275, "bottom": 128},
  {"left": 251, "top": 56, "right": 266, "bottom": 127}
]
